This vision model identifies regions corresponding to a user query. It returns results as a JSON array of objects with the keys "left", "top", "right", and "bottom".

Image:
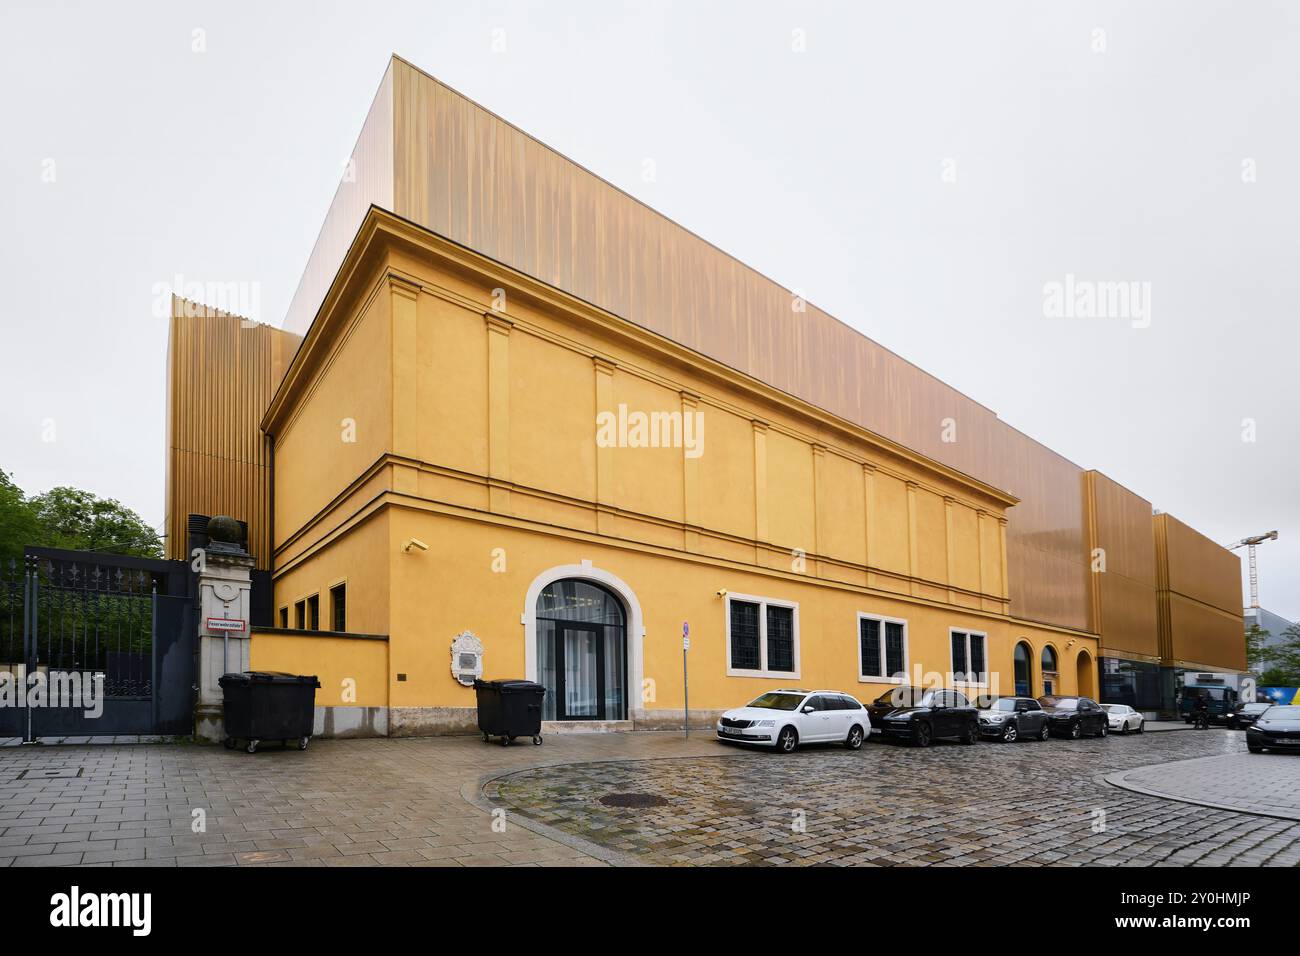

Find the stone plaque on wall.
[{"left": 451, "top": 631, "right": 484, "bottom": 686}]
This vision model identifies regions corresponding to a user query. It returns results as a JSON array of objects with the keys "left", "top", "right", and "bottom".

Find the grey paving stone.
[{"left": 2, "top": 726, "right": 1293, "bottom": 868}]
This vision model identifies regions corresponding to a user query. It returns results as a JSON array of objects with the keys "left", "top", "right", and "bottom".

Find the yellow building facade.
[
  {"left": 255, "top": 210, "right": 1099, "bottom": 733},
  {"left": 163, "top": 56, "right": 1245, "bottom": 733}
]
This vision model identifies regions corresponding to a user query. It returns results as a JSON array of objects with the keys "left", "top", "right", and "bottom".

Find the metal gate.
[{"left": 0, "top": 555, "right": 194, "bottom": 740}]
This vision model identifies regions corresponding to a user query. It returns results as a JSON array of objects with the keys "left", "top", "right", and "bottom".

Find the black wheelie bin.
[
  {"left": 473, "top": 679, "right": 546, "bottom": 746},
  {"left": 219, "top": 671, "right": 321, "bottom": 754}
]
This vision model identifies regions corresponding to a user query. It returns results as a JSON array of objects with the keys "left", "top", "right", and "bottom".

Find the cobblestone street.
[
  {"left": 2, "top": 728, "right": 1298, "bottom": 867},
  {"left": 487, "top": 730, "right": 1300, "bottom": 867}
]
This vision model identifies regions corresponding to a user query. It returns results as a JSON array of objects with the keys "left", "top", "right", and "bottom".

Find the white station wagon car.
[{"left": 716, "top": 689, "right": 870, "bottom": 753}]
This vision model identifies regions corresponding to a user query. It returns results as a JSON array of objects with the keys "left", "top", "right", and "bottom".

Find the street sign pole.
[{"left": 682, "top": 622, "right": 690, "bottom": 738}]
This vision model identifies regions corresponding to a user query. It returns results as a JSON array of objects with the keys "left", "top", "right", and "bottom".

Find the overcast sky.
[{"left": 2, "top": 0, "right": 1296, "bottom": 621}]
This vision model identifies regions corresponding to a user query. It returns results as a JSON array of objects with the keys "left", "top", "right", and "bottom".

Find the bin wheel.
[
  {"left": 483, "top": 732, "right": 490, "bottom": 743},
  {"left": 222, "top": 737, "right": 234, "bottom": 750},
  {"left": 298, "top": 736, "right": 309, "bottom": 751},
  {"left": 246, "top": 739, "right": 259, "bottom": 754},
  {"left": 533, "top": 735, "right": 543, "bottom": 746},
  {"left": 500, "top": 735, "right": 510, "bottom": 746}
]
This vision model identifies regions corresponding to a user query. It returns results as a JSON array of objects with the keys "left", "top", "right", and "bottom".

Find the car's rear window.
[
  {"left": 979, "top": 699, "right": 1017, "bottom": 712},
  {"left": 875, "top": 687, "right": 923, "bottom": 707}
]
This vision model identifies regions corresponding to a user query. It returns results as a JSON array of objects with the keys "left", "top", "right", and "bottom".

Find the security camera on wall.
[{"left": 716, "top": 589, "right": 728, "bottom": 598}]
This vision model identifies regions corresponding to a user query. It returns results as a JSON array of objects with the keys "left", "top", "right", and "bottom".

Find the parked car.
[
  {"left": 1102, "top": 703, "right": 1144, "bottom": 734},
  {"left": 1226, "top": 701, "right": 1272, "bottom": 730},
  {"left": 1039, "top": 696, "right": 1109, "bottom": 738},
  {"left": 975, "top": 696, "right": 1050, "bottom": 742},
  {"left": 875, "top": 687, "right": 979, "bottom": 747},
  {"left": 1246, "top": 705, "right": 1300, "bottom": 753},
  {"left": 865, "top": 685, "right": 926, "bottom": 735},
  {"left": 716, "top": 689, "right": 869, "bottom": 754}
]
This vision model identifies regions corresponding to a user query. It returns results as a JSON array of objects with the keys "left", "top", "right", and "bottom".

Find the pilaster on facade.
[
  {"left": 390, "top": 275, "right": 422, "bottom": 480},
  {"left": 810, "top": 443, "right": 827, "bottom": 578},
  {"left": 943, "top": 495, "right": 956, "bottom": 604},
  {"left": 593, "top": 356, "right": 618, "bottom": 536},
  {"left": 863, "top": 463, "right": 876, "bottom": 589},
  {"left": 998, "top": 515, "right": 1010, "bottom": 612},
  {"left": 681, "top": 390, "right": 701, "bottom": 553},
  {"left": 752, "top": 420, "right": 769, "bottom": 564},
  {"left": 485, "top": 311, "right": 513, "bottom": 514},
  {"left": 906, "top": 480, "right": 920, "bottom": 597},
  {"left": 976, "top": 508, "right": 992, "bottom": 610}
]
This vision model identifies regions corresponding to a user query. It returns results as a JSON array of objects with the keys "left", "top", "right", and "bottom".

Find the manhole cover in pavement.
[
  {"left": 18, "top": 767, "right": 83, "bottom": 779},
  {"left": 599, "top": 792, "right": 669, "bottom": 809}
]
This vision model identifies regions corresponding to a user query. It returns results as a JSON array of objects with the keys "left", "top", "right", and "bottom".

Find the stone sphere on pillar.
[{"left": 207, "top": 515, "right": 242, "bottom": 545}]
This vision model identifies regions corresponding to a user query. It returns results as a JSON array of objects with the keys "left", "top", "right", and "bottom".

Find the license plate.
[{"left": 721, "top": 728, "right": 747, "bottom": 737}]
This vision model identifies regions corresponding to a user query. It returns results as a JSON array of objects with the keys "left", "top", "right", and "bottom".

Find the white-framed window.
[
  {"left": 725, "top": 593, "right": 800, "bottom": 678},
  {"left": 950, "top": 627, "right": 989, "bottom": 687},
  {"left": 856, "top": 612, "right": 909, "bottom": 683}
]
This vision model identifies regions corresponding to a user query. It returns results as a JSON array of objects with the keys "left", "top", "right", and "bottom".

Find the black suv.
[
  {"left": 1038, "top": 696, "right": 1108, "bottom": 739},
  {"left": 975, "top": 695, "right": 1050, "bottom": 742},
  {"left": 871, "top": 687, "right": 979, "bottom": 747}
]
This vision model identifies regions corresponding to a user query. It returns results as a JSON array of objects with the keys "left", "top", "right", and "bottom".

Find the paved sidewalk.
[
  {"left": 0, "top": 731, "right": 719, "bottom": 867},
  {"left": 3, "top": 727, "right": 1295, "bottom": 867},
  {"left": 1107, "top": 752, "right": 1300, "bottom": 820}
]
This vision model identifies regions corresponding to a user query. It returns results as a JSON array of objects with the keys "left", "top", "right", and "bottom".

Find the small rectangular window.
[
  {"left": 294, "top": 600, "right": 305, "bottom": 630},
  {"left": 727, "top": 595, "right": 798, "bottom": 676},
  {"left": 859, "top": 614, "right": 908, "bottom": 681},
  {"left": 969, "top": 633, "right": 986, "bottom": 679},
  {"left": 330, "top": 583, "right": 346, "bottom": 633},
  {"left": 766, "top": 605, "right": 794, "bottom": 673},
  {"left": 951, "top": 631, "right": 968, "bottom": 680},
  {"left": 859, "top": 618, "right": 881, "bottom": 677},
  {"left": 729, "top": 600, "right": 761, "bottom": 670},
  {"left": 307, "top": 594, "right": 320, "bottom": 631},
  {"left": 951, "top": 628, "right": 989, "bottom": 685},
  {"left": 278, "top": 606, "right": 288, "bottom": 629},
  {"left": 885, "top": 622, "right": 905, "bottom": 677}
]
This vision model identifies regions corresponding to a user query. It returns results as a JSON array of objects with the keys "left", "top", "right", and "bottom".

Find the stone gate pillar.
[{"left": 193, "top": 516, "right": 255, "bottom": 742}]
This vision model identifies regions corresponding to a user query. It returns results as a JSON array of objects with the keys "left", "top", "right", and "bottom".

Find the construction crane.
[{"left": 1226, "top": 531, "right": 1279, "bottom": 609}]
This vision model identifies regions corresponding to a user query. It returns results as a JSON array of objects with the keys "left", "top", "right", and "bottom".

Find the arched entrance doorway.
[
  {"left": 1041, "top": 646, "right": 1059, "bottom": 696},
  {"left": 535, "top": 579, "right": 627, "bottom": 721},
  {"left": 1013, "top": 642, "right": 1033, "bottom": 697},
  {"left": 1076, "top": 650, "right": 1095, "bottom": 699}
]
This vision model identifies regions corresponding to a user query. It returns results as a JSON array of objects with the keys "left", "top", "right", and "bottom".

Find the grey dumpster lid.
[
  {"left": 474, "top": 679, "right": 545, "bottom": 692},
  {"left": 219, "top": 671, "right": 321, "bottom": 686}
]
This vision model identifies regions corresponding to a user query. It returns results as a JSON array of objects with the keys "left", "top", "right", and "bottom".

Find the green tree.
[
  {"left": 1259, "top": 623, "right": 1300, "bottom": 686},
  {"left": 1260, "top": 666, "right": 1299, "bottom": 688},
  {"left": 0, "top": 470, "right": 41, "bottom": 564},
  {"left": 27, "top": 486, "right": 162, "bottom": 558},
  {"left": 0, "top": 470, "right": 162, "bottom": 562},
  {"left": 1245, "top": 624, "right": 1272, "bottom": 672}
]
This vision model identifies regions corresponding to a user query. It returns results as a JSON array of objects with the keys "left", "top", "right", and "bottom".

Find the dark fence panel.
[{"left": 1, "top": 552, "right": 196, "bottom": 739}]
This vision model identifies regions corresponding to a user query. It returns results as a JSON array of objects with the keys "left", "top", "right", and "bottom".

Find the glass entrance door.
[
  {"left": 535, "top": 579, "right": 628, "bottom": 721},
  {"left": 557, "top": 624, "right": 604, "bottom": 720}
]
